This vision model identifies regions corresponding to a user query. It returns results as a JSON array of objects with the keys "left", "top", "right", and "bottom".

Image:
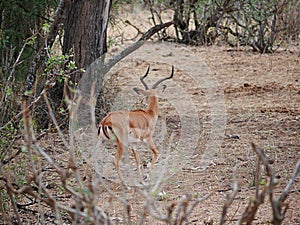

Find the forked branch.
[{"left": 237, "top": 143, "right": 299, "bottom": 225}]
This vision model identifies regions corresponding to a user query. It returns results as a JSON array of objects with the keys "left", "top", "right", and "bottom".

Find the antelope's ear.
[
  {"left": 156, "top": 84, "right": 167, "bottom": 94},
  {"left": 133, "top": 87, "right": 147, "bottom": 95}
]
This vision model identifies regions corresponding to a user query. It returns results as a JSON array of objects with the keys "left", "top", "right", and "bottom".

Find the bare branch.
[
  {"left": 279, "top": 159, "right": 300, "bottom": 203},
  {"left": 0, "top": 79, "right": 56, "bottom": 131},
  {"left": 271, "top": 158, "right": 300, "bottom": 224},
  {"left": 220, "top": 165, "right": 239, "bottom": 225},
  {"left": 237, "top": 143, "right": 275, "bottom": 225}
]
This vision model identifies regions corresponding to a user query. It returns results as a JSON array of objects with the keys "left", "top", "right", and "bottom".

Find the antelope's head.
[{"left": 133, "top": 65, "right": 174, "bottom": 105}]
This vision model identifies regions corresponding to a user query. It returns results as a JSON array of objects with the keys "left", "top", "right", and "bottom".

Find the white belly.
[{"left": 128, "top": 128, "right": 147, "bottom": 143}]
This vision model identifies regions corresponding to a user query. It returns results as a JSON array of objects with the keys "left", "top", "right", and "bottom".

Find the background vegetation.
[{"left": 1, "top": 0, "right": 299, "bottom": 127}]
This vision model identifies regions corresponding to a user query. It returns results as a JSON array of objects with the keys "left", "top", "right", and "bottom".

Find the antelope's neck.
[{"left": 147, "top": 96, "right": 159, "bottom": 117}]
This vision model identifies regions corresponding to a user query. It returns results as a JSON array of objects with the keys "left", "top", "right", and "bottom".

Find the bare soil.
[
  {"left": 10, "top": 39, "right": 300, "bottom": 225},
  {"left": 97, "top": 7, "right": 300, "bottom": 223}
]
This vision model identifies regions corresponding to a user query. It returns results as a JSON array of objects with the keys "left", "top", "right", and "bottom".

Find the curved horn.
[
  {"left": 140, "top": 65, "right": 150, "bottom": 90},
  {"left": 152, "top": 65, "right": 174, "bottom": 89}
]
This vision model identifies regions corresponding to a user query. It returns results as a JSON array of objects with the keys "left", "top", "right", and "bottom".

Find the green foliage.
[
  {"left": 233, "top": 0, "right": 283, "bottom": 52},
  {"left": 259, "top": 179, "right": 266, "bottom": 186},
  {"left": 0, "top": 0, "right": 57, "bottom": 80},
  {"left": 45, "top": 54, "right": 70, "bottom": 72},
  {"left": 42, "top": 22, "right": 51, "bottom": 34},
  {"left": 0, "top": 1, "right": 59, "bottom": 129},
  {"left": 0, "top": 0, "right": 56, "bottom": 43},
  {"left": 44, "top": 50, "right": 77, "bottom": 85},
  {"left": 0, "top": 121, "right": 18, "bottom": 166}
]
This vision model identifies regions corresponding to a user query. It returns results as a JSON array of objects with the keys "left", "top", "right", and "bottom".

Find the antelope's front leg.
[{"left": 146, "top": 138, "right": 159, "bottom": 165}]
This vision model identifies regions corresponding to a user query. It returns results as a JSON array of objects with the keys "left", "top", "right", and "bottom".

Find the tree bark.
[
  {"left": 63, "top": 0, "right": 111, "bottom": 77},
  {"left": 47, "top": 0, "right": 111, "bottom": 128}
]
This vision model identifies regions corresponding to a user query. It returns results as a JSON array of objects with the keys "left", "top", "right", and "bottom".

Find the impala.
[{"left": 84, "top": 65, "right": 174, "bottom": 183}]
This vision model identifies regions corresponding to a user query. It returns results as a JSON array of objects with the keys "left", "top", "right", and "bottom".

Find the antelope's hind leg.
[
  {"left": 114, "top": 139, "right": 125, "bottom": 183},
  {"left": 131, "top": 144, "right": 142, "bottom": 183}
]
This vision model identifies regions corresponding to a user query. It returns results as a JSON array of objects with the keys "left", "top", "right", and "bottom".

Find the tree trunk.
[
  {"left": 63, "top": 0, "right": 111, "bottom": 82},
  {"left": 46, "top": 0, "right": 111, "bottom": 128}
]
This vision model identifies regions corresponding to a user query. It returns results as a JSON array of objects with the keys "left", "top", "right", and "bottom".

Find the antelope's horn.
[
  {"left": 140, "top": 65, "right": 150, "bottom": 90},
  {"left": 152, "top": 65, "right": 174, "bottom": 89}
]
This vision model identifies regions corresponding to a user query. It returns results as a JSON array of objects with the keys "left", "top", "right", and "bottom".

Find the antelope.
[{"left": 84, "top": 65, "right": 174, "bottom": 184}]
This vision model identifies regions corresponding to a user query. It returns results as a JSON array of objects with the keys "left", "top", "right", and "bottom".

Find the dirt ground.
[
  {"left": 62, "top": 6, "right": 300, "bottom": 225},
  {"left": 87, "top": 41, "right": 299, "bottom": 224},
  {"left": 88, "top": 6, "right": 300, "bottom": 224},
  {"left": 24, "top": 41, "right": 299, "bottom": 225}
]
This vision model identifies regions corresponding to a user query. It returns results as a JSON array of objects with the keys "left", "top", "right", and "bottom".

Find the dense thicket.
[
  {"left": 0, "top": 0, "right": 57, "bottom": 126},
  {"left": 145, "top": 0, "right": 300, "bottom": 52}
]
